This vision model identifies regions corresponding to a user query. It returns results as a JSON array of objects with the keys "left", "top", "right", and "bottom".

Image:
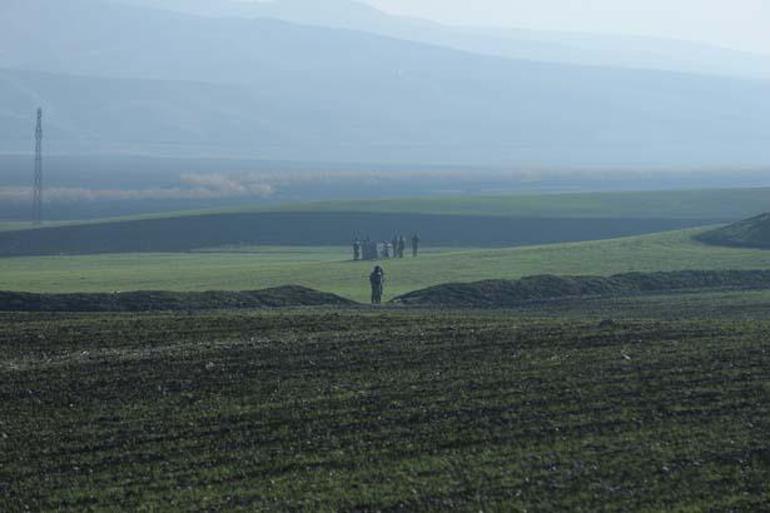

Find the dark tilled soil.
[{"left": 2, "top": 308, "right": 768, "bottom": 512}]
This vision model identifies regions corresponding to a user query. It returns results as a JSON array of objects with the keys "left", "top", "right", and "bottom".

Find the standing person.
[
  {"left": 353, "top": 238, "right": 361, "bottom": 261},
  {"left": 384, "top": 241, "right": 392, "bottom": 259},
  {"left": 369, "top": 266, "right": 385, "bottom": 304},
  {"left": 398, "top": 236, "right": 406, "bottom": 258},
  {"left": 391, "top": 235, "right": 399, "bottom": 258},
  {"left": 411, "top": 233, "right": 421, "bottom": 257}
]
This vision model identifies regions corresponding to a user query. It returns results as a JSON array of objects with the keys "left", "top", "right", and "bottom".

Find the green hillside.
[
  {"left": 3, "top": 228, "right": 770, "bottom": 303},
  {"left": 696, "top": 213, "right": 770, "bottom": 249}
]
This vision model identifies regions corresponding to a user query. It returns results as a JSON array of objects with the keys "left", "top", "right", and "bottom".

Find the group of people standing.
[{"left": 353, "top": 234, "right": 420, "bottom": 261}]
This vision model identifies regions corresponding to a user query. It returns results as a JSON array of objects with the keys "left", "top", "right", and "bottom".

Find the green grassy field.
[
  {"left": 3, "top": 296, "right": 769, "bottom": 511},
  {"left": 134, "top": 187, "right": 770, "bottom": 220},
  {"left": 2, "top": 227, "right": 770, "bottom": 303},
  {"left": 263, "top": 187, "right": 770, "bottom": 219},
  {"left": 696, "top": 212, "right": 770, "bottom": 250},
  {"left": 97, "top": 185, "right": 770, "bottom": 221}
]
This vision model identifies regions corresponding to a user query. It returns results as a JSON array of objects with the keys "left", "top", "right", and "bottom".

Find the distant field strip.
[
  {"left": 87, "top": 187, "right": 770, "bottom": 220},
  {"left": 3, "top": 228, "right": 770, "bottom": 302},
  {"left": 0, "top": 212, "right": 716, "bottom": 255},
  {"left": 263, "top": 187, "right": 770, "bottom": 219},
  {"left": 6, "top": 187, "right": 770, "bottom": 255}
]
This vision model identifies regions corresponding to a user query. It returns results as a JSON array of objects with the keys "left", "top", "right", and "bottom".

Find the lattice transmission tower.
[{"left": 33, "top": 108, "right": 43, "bottom": 225}]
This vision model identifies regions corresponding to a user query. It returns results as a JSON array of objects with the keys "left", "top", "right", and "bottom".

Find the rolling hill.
[{"left": 696, "top": 213, "right": 770, "bottom": 249}]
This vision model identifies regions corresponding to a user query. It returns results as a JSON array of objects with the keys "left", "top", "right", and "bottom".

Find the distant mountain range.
[
  {"left": 0, "top": 0, "right": 769, "bottom": 166},
  {"left": 113, "top": 0, "right": 770, "bottom": 80}
]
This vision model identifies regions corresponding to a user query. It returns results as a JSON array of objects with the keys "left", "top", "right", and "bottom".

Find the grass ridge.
[
  {"left": 0, "top": 285, "right": 354, "bottom": 312},
  {"left": 393, "top": 269, "right": 770, "bottom": 307}
]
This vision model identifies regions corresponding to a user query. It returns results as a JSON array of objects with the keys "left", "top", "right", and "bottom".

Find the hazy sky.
[{"left": 361, "top": 0, "right": 770, "bottom": 55}]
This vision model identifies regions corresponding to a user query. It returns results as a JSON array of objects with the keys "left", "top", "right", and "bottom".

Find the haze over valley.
[
  {"left": 2, "top": 0, "right": 769, "bottom": 167},
  {"left": 2, "top": 0, "right": 770, "bottom": 217}
]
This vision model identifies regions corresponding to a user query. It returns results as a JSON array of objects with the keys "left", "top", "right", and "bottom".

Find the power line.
[{"left": 34, "top": 108, "right": 43, "bottom": 225}]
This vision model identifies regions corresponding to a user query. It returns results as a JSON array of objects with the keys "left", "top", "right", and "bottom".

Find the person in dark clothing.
[
  {"left": 398, "top": 236, "right": 406, "bottom": 258},
  {"left": 353, "top": 238, "right": 361, "bottom": 261},
  {"left": 369, "top": 266, "right": 385, "bottom": 304},
  {"left": 411, "top": 233, "right": 420, "bottom": 257},
  {"left": 391, "top": 235, "right": 399, "bottom": 258}
]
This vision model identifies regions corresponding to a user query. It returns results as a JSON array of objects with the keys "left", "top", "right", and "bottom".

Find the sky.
[{"left": 360, "top": 0, "right": 770, "bottom": 55}]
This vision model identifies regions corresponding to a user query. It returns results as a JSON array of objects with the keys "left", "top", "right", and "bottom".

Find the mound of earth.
[
  {"left": 0, "top": 285, "right": 354, "bottom": 312},
  {"left": 392, "top": 270, "right": 770, "bottom": 307},
  {"left": 695, "top": 213, "right": 770, "bottom": 249}
]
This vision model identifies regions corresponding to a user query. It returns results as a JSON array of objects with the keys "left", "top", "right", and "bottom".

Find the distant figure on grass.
[
  {"left": 398, "top": 235, "right": 406, "bottom": 258},
  {"left": 369, "top": 266, "right": 385, "bottom": 304},
  {"left": 362, "top": 237, "right": 376, "bottom": 261},
  {"left": 411, "top": 233, "right": 421, "bottom": 257},
  {"left": 353, "top": 238, "right": 361, "bottom": 261},
  {"left": 368, "top": 239, "right": 378, "bottom": 261}
]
